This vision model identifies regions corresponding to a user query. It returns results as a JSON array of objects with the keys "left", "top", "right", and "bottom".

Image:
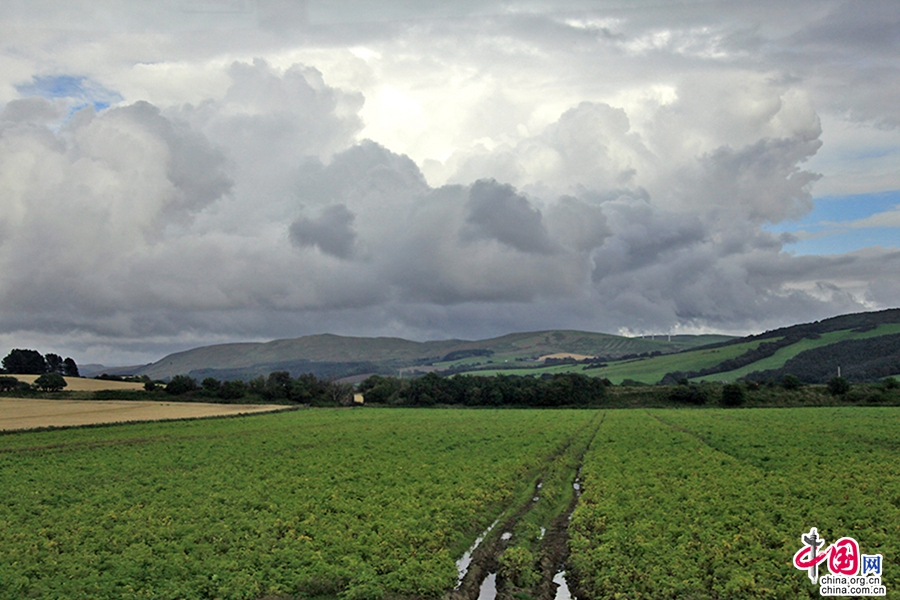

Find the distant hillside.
[
  {"left": 129, "top": 330, "right": 734, "bottom": 381},
  {"left": 521, "top": 308, "right": 900, "bottom": 385}
]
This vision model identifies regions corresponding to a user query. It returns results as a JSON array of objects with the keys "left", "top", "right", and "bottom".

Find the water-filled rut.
[{"left": 446, "top": 412, "right": 603, "bottom": 600}]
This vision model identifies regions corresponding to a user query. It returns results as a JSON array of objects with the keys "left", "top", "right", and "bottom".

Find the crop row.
[
  {"left": 0, "top": 408, "right": 596, "bottom": 600},
  {"left": 569, "top": 408, "right": 900, "bottom": 599}
]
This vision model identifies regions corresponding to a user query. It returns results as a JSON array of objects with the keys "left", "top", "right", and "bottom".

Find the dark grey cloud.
[
  {"left": 462, "top": 179, "right": 556, "bottom": 254},
  {"left": 289, "top": 204, "right": 357, "bottom": 258}
]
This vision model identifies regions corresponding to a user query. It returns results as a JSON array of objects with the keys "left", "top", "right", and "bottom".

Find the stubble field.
[{"left": 0, "top": 398, "right": 287, "bottom": 431}]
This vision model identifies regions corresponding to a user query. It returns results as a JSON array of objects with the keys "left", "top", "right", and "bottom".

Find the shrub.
[
  {"left": 668, "top": 384, "right": 708, "bottom": 405},
  {"left": 34, "top": 372, "right": 67, "bottom": 392},
  {"left": 620, "top": 379, "right": 648, "bottom": 387},
  {"left": 882, "top": 376, "right": 899, "bottom": 390},
  {"left": 0, "top": 375, "right": 19, "bottom": 392},
  {"left": 827, "top": 376, "right": 851, "bottom": 396},
  {"left": 720, "top": 383, "right": 745, "bottom": 407},
  {"left": 781, "top": 374, "right": 801, "bottom": 390}
]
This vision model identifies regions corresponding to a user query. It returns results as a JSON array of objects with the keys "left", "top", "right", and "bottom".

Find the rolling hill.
[
  {"left": 109, "top": 308, "right": 900, "bottom": 384},
  {"left": 126, "top": 330, "right": 733, "bottom": 381},
  {"left": 453, "top": 308, "right": 900, "bottom": 384}
]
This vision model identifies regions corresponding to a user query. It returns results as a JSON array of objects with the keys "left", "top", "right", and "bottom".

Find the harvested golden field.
[
  {"left": 9, "top": 374, "right": 145, "bottom": 391},
  {"left": 538, "top": 352, "right": 595, "bottom": 361},
  {"left": 0, "top": 398, "right": 287, "bottom": 431}
]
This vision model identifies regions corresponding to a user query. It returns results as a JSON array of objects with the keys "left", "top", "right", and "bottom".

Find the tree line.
[
  {"left": 158, "top": 371, "right": 355, "bottom": 406},
  {"left": 1, "top": 349, "right": 79, "bottom": 377},
  {"left": 359, "top": 372, "right": 610, "bottom": 407}
]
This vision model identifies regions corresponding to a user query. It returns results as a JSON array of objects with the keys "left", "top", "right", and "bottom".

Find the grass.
[
  {"left": 457, "top": 338, "right": 776, "bottom": 384},
  {"left": 696, "top": 322, "right": 900, "bottom": 381}
]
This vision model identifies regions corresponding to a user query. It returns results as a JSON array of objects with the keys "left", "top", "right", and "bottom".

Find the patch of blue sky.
[
  {"left": 767, "top": 190, "right": 900, "bottom": 255},
  {"left": 15, "top": 75, "right": 122, "bottom": 114}
]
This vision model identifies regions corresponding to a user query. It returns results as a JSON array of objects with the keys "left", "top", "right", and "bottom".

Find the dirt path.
[{"left": 0, "top": 398, "right": 287, "bottom": 431}]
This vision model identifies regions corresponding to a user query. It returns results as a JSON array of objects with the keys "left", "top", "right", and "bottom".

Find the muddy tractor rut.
[{"left": 446, "top": 413, "right": 604, "bottom": 600}]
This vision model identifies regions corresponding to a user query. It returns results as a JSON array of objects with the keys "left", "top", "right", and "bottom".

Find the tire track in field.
[
  {"left": 447, "top": 411, "right": 605, "bottom": 600},
  {"left": 645, "top": 411, "right": 769, "bottom": 471},
  {"left": 532, "top": 410, "right": 604, "bottom": 600}
]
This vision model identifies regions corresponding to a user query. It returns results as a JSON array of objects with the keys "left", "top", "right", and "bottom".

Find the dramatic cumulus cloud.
[{"left": 1, "top": 1, "right": 899, "bottom": 363}]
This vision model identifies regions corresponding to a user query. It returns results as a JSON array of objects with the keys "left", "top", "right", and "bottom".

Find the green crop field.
[
  {"left": 0, "top": 409, "right": 596, "bottom": 600},
  {"left": 570, "top": 408, "right": 898, "bottom": 599},
  {"left": 1, "top": 406, "right": 897, "bottom": 600}
]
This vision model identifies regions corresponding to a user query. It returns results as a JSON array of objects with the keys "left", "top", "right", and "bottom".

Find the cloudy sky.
[{"left": 1, "top": 0, "right": 899, "bottom": 365}]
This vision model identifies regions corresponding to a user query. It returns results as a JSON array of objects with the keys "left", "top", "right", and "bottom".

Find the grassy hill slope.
[
  {"left": 133, "top": 331, "right": 733, "bottom": 381},
  {"left": 454, "top": 309, "right": 900, "bottom": 384}
]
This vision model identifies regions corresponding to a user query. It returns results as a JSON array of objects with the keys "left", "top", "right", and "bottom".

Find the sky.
[{"left": 1, "top": 0, "right": 899, "bottom": 366}]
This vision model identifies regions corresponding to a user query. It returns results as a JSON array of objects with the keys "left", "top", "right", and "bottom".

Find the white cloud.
[{"left": 1, "top": 1, "right": 900, "bottom": 363}]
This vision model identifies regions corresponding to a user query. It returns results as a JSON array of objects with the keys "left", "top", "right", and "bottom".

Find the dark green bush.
[
  {"left": 668, "top": 384, "right": 708, "bottom": 405},
  {"left": 165, "top": 375, "right": 198, "bottom": 395},
  {"left": 827, "top": 376, "right": 851, "bottom": 396},
  {"left": 781, "top": 374, "right": 801, "bottom": 390},
  {"left": 720, "top": 383, "right": 745, "bottom": 407}
]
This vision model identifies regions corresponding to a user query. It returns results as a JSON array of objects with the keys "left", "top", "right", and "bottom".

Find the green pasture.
[
  {"left": 462, "top": 338, "right": 775, "bottom": 383},
  {"left": 696, "top": 322, "right": 900, "bottom": 381}
]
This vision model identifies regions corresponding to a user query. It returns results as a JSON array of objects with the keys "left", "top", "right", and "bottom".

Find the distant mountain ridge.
[
  {"left": 96, "top": 308, "right": 900, "bottom": 384},
  {"left": 123, "top": 330, "right": 733, "bottom": 381}
]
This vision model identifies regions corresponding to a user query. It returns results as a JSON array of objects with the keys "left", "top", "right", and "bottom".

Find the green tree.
[
  {"left": 218, "top": 380, "right": 247, "bottom": 401},
  {"left": 201, "top": 377, "right": 222, "bottom": 393},
  {"left": 165, "top": 375, "right": 198, "bottom": 395},
  {"left": 2, "top": 349, "right": 47, "bottom": 375},
  {"left": 34, "top": 372, "right": 67, "bottom": 392},
  {"left": 44, "top": 353, "right": 64, "bottom": 374},
  {"left": 359, "top": 375, "right": 404, "bottom": 404},
  {"left": 62, "top": 357, "right": 80, "bottom": 377},
  {"left": 264, "top": 371, "right": 292, "bottom": 401},
  {"left": 0, "top": 375, "right": 19, "bottom": 392}
]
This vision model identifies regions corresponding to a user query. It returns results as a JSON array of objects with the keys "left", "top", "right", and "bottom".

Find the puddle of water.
[
  {"left": 533, "top": 495, "right": 540, "bottom": 502},
  {"left": 553, "top": 570, "right": 574, "bottom": 600},
  {"left": 501, "top": 531, "right": 512, "bottom": 541},
  {"left": 456, "top": 519, "right": 499, "bottom": 587},
  {"left": 477, "top": 573, "right": 497, "bottom": 600},
  {"left": 539, "top": 526, "right": 546, "bottom": 539}
]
